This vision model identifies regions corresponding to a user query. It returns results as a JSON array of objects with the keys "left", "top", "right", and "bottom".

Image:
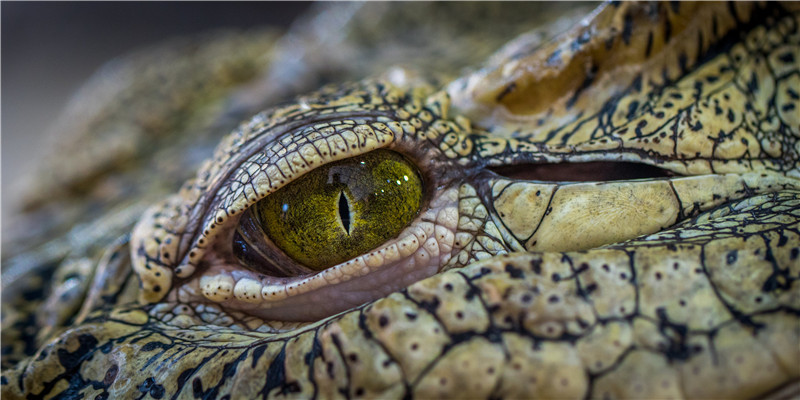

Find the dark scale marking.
[
  {"left": 176, "top": 360, "right": 208, "bottom": 397},
  {"left": 531, "top": 258, "right": 543, "bottom": 275},
  {"left": 622, "top": 12, "right": 634, "bottom": 45},
  {"left": 693, "top": 80, "right": 704, "bottom": 99},
  {"left": 635, "top": 119, "right": 648, "bottom": 137},
  {"left": 326, "top": 362, "right": 335, "bottom": 380},
  {"left": 747, "top": 72, "right": 759, "bottom": 94},
  {"left": 261, "top": 343, "right": 301, "bottom": 397},
  {"left": 207, "top": 350, "right": 260, "bottom": 399},
  {"left": 654, "top": 308, "right": 699, "bottom": 362},
  {"left": 496, "top": 83, "right": 517, "bottom": 102},
  {"left": 678, "top": 53, "right": 688, "bottom": 73},
  {"left": 464, "top": 284, "right": 481, "bottom": 301},
  {"left": 57, "top": 334, "right": 99, "bottom": 370},
  {"left": 627, "top": 100, "right": 640, "bottom": 120},
  {"left": 141, "top": 341, "right": 170, "bottom": 353},
  {"left": 584, "top": 283, "right": 598, "bottom": 295},
  {"left": 192, "top": 378, "right": 204, "bottom": 398},
  {"left": 418, "top": 296, "right": 441, "bottom": 315},
  {"left": 664, "top": 15, "right": 672, "bottom": 42},
  {"left": 761, "top": 267, "right": 793, "bottom": 293},
  {"left": 605, "top": 34, "right": 616, "bottom": 50},
  {"left": 252, "top": 344, "right": 268, "bottom": 368},
  {"left": 138, "top": 377, "right": 166, "bottom": 399},
  {"left": 645, "top": 31, "right": 654, "bottom": 57},
  {"left": 505, "top": 264, "right": 524, "bottom": 279},
  {"left": 575, "top": 263, "right": 589, "bottom": 274},
  {"left": 631, "top": 74, "right": 643, "bottom": 92},
  {"left": 778, "top": 51, "right": 794, "bottom": 64},
  {"left": 521, "top": 294, "right": 533, "bottom": 303},
  {"left": 695, "top": 29, "right": 705, "bottom": 67}
]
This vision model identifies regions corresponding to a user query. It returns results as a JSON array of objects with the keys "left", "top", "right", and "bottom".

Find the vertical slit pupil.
[{"left": 338, "top": 191, "right": 351, "bottom": 234}]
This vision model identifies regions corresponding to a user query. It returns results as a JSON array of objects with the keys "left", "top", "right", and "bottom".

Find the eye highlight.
[{"left": 235, "top": 149, "right": 424, "bottom": 272}]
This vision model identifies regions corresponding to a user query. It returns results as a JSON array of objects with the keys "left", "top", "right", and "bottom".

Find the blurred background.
[{"left": 1, "top": 2, "right": 310, "bottom": 226}]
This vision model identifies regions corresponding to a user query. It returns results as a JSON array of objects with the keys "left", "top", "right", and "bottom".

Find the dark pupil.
[{"left": 338, "top": 191, "right": 350, "bottom": 234}]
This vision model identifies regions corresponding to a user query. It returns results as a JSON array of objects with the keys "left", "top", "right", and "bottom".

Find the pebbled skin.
[{"left": 2, "top": 2, "right": 799, "bottom": 399}]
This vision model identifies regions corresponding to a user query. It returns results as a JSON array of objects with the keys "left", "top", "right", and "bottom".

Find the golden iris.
[{"left": 252, "top": 149, "right": 423, "bottom": 271}]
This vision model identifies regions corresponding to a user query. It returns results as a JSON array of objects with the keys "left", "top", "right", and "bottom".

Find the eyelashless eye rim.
[
  {"left": 174, "top": 111, "right": 394, "bottom": 266},
  {"left": 234, "top": 149, "right": 426, "bottom": 275}
]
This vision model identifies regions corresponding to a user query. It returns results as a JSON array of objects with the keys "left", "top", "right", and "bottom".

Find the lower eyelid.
[{"left": 181, "top": 187, "right": 460, "bottom": 321}]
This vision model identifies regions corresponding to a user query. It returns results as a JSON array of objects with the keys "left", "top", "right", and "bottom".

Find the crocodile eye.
[{"left": 234, "top": 149, "right": 423, "bottom": 274}]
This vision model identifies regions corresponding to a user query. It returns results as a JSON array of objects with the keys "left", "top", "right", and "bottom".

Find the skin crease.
[{"left": 2, "top": 2, "right": 800, "bottom": 399}]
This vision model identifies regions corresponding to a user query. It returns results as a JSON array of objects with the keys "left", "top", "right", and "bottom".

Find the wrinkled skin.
[{"left": 2, "top": 2, "right": 800, "bottom": 399}]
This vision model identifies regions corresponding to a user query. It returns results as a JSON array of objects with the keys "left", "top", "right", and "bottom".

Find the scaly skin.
[{"left": 2, "top": 2, "right": 799, "bottom": 399}]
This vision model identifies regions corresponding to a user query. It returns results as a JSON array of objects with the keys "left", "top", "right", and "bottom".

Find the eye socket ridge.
[
  {"left": 131, "top": 82, "right": 466, "bottom": 310},
  {"left": 152, "top": 95, "right": 466, "bottom": 319}
]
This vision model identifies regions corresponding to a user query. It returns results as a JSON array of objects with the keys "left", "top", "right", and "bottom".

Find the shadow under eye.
[{"left": 234, "top": 149, "right": 424, "bottom": 274}]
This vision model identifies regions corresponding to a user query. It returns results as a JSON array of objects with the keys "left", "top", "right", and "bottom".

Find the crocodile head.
[{"left": 2, "top": 2, "right": 799, "bottom": 399}]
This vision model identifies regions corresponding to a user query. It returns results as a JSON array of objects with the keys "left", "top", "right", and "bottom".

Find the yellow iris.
[{"left": 254, "top": 150, "right": 423, "bottom": 271}]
